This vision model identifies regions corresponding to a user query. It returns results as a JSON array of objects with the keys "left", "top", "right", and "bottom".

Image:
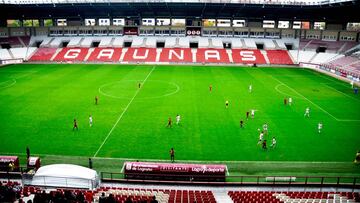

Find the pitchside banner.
[{"left": 124, "top": 162, "right": 226, "bottom": 181}]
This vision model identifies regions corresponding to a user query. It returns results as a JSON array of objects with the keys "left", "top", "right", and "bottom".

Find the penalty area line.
[
  {"left": 267, "top": 74, "right": 340, "bottom": 121},
  {"left": 92, "top": 66, "right": 156, "bottom": 158}
]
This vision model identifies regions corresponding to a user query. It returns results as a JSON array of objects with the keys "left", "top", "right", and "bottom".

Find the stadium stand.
[
  {"left": 228, "top": 191, "right": 360, "bottom": 203},
  {"left": 52, "top": 47, "right": 90, "bottom": 61},
  {"left": 67, "top": 37, "right": 83, "bottom": 48},
  {"left": 49, "top": 37, "right": 67, "bottom": 48},
  {"left": 243, "top": 39, "right": 257, "bottom": 49},
  {"left": 0, "top": 49, "right": 13, "bottom": 60},
  {"left": 159, "top": 48, "right": 193, "bottom": 63},
  {"left": 211, "top": 38, "right": 223, "bottom": 49},
  {"left": 132, "top": 37, "right": 146, "bottom": 48},
  {"left": 178, "top": 38, "right": 190, "bottom": 48},
  {"left": 123, "top": 48, "right": 157, "bottom": 62},
  {"left": 198, "top": 37, "right": 210, "bottom": 48},
  {"left": 98, "top": 37, "right": 114, "bottom": 48},
  {"left": 113, "top": 37, "right": 124, "bottom": 48},
  {"left": 196, "top": 48, "right": 230, "bottom": 63},
  {"left": 164, "top": 37, "right": 177, "bottom": 48},
  {"left": 0, "top": 37, "right": 27, "bottom": 48},
  {"left": 327, "top": 55, "right": 359, "bottom": 67},
  {"left": 29, "top": 48, "right": 58, "bottom": 61},
  {"left": 9, "top": 47, "right": 37, "bottom": 60},
  {"left": 81, "top": 37, "right": 96, "bottom": 48},
  {"left": 232, "top": 49, "right": 266, "bottom": 64},
  {"left": 87, "top": 48, "right": 122, "bottom": 62},
  {"left": 145, "top": 37, "right": 157, "bottom": 48},
  {"left": 310, "top": 52, "right": 341, "bottom": 64},
  {"left": 257, "top": 39, "right": 276, "bottom": 50},
  {"left": 266, "top": 50, "right": 294, "bottom": 64},
  {"left": 20, "top": 185, "right": 217, "bottom": 203},
  {"left": 299, "top": 39, "right": 358, "bottom": 53},
  {"left": 288, "top": 50, "right": 316, "bottom": 64},
  {"left": 0, "top": 180, "right": 22, "bottom": 203},
  {"left": 231, "top": 39, "right": 244, "bottom": 49}
]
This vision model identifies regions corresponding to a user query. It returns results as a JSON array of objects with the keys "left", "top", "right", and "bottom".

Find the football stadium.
[{"left": 0, "top": 0, "right": 360, "bottom": 202}]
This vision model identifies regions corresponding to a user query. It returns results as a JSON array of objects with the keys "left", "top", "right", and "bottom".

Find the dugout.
[
  {"left": 0, "top": 156, "right": 19, "bottom": 172},
  {"left": 27, "top": 157, "right": 41, "bottom": 170},
  {"left": 123, "top": 162, "right": 226, "bottom": 182}
]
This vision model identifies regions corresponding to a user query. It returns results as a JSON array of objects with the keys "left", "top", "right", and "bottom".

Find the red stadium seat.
[
  {"left": 266, "top": 50, "right": 294, "bottom": 64},
  {"left": 159, "top": 48, "right": 193, "bottom": 63},
  {"left": 87, "top": 48, "right": 122, "bottom": 62},
  {"left": 123, "top": 48, "right": 157, "bottom": 62},
  {"left": 232, "top": 49, "right": 267, "bottom": 64},
  {"left": 29, "top": 48, "right": 57, "bottom": 61},
  {"left": 196, "top": 48, "right": 230, "bottom": 63},
  {"left": 53, "top": 47, "right": 89, "bottom": 61}
]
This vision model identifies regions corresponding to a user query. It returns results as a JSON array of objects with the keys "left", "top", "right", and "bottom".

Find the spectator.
[
  {"left": 150, "top": 195, "right": 159, "bottom": 203},
  {"left": 107, "top": 193, "right": 116, "bottom": 203},
  {"left": 76, "top": 191, "right": 85, "bottom": 202},
  {"left": 125, "top": 196, "right": 133, "bottom": 203},
  {"left": 99, "top": 192, "right": 106, "bottom": 203}
]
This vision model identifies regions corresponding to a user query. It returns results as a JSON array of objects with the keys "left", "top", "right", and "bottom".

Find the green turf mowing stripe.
[{"left": 93, "top": 66, "right": 156, "bottom": 157}]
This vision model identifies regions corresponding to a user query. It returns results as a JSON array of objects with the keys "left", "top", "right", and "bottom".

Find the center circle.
[{"left": 99, "top": 80, "right": 180, "bottom": 100}]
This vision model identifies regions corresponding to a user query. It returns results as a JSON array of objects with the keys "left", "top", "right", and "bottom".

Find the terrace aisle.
[{"left": 213, "top": 190, "right": 234, "bottom": 203}]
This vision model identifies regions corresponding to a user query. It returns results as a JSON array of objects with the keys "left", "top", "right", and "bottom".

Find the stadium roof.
[
  {"left": 0, "top": 0, "right": 355, "bottom": 5},
  {"left": 0, "top": 0, "right": 359, "bottom": 23}
]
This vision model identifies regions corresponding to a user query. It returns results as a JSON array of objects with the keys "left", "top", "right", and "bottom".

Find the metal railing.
[{"left": 100, "top": 171, "right": 360, "bottom": 188}]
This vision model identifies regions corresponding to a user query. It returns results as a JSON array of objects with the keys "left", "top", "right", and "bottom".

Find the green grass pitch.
[{"left": 0, "top": 64, "right": 360, "bottom": 175}]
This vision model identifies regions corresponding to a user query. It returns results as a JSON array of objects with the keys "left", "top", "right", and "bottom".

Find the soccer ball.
[{"left": 257, "top": 128, "right": 260, "bottom": 131}]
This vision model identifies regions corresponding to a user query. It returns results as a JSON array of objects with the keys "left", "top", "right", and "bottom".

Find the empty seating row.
[
  {"left": 22, "top": 36, "right": 306, "bottom": 50},
  {"left": 96, "top": 187, "right": 216, "bottom": 203},
  {"left": 29, "top": 47, "right": 292, "bottom": 64},
  {"left": 299, "top": 39, "right": 358, "bottom": 53},
  {"left": 228, "top": 191, "right": 360, "bottom": 203},
  {"left": 0, "top": 37, "right": 29, "bottom": 48}
]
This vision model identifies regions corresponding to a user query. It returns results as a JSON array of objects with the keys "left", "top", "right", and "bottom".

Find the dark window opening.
[
  {"left": 35, "top": 41, "right": 42, "bottom": 48},
  {"left": 223, "top": 42, "right": 232, "bottom": 49},
  {"left": 61, "top": 41, "right": 69, "bottom": 48},
  {"left": 1, "top": 43, "right": 11, "bottom": 49},
  {"left": 285, "top": 44, "right": 293, "bottom": 50},
  {"left": 256, "top": 43, "right": 264, "bottom": 50},
  {"left": 91, "top": 41, "right": 100, "bottom": 48},
  {"left": 190, "top": 42, "right": 198, "bottom": 48},
  {"left": 156, "top": 42, "right": 165, "bottom": 48},
  {"left": 316, "top": 46, "right": 326, "bottom": 53},
  {"left": 124, "top": 42, "right": 132, "bottom": 47}
]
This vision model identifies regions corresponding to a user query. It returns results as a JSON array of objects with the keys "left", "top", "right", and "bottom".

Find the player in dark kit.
[
  {"left": 26, "top": 146, "right": 30, "bottom": 160},
  {"left": 262, "top": 140, "right": 267, "bottom": 150},
  {"left": 167, "top": 117, "right": 172, "bottom": 128},
  {"left": 209, "top": 84, "right": 212, "bottom": 92},
  {"left": 95, "top": 96, "right": 98, "bottom": 105},
  {"left": 246, "top": 111, "right": 249, "bottom": 120},
  {"left": 73, "top": 119, "right": 78, "bottom": 131},
  {"left": 169, "top": 148, "right": 175, "bottom": 163},
  {"left": 240, "top": 120, "right": 244, "bottom": 128},
  {"left": 138, "top": 83, "right": 141, "bottom": 89},
  {"left": 284, "top": 97, "right": 287, "bottom": 105}
]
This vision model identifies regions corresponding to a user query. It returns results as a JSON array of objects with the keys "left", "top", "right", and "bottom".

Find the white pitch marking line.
[
  {"left": 268, "top": 74, "right": 340, "bottom": 121},
  {"left": 322, "top": 83, "right": 360, "bottom": 102},
  {"left": 93, "top": 66, "right": 156, "bottom": 157},
  {"left": 311, "top": 70, "right": 351, "bottom": 89},
  {"left": 0, "top": 79, "right": 16, "bottom": 89},
  {"left": 0, "top": 152, "right": 353, "bottom": 164}
]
